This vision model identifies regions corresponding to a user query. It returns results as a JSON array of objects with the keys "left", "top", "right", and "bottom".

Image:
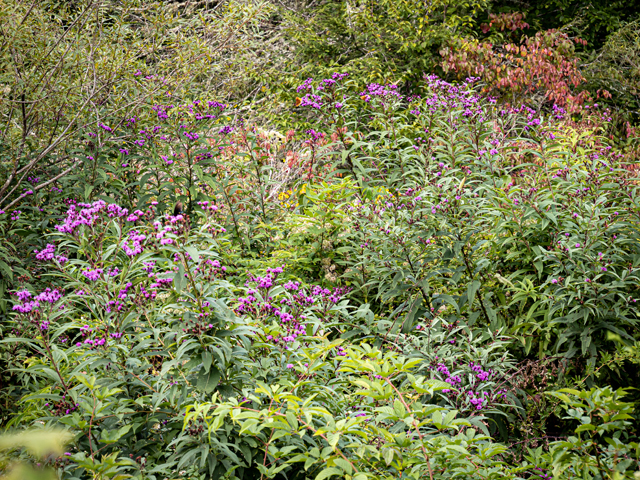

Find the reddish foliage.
[
  {"left": 480, "top": 12, "right": 529, "bottom": 34},
  {"left": 441, "top": 30, "right": 595, "bottom": 113}
]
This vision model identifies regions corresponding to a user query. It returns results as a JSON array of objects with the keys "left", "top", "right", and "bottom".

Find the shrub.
[{"left": 2, "top": 69, "right": 639, "bottom": 479}]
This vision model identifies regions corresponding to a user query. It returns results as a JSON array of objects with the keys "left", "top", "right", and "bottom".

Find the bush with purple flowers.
[
  {"left": 3, "top": 0, "right": 640, "bottom": 477},
  {"left": 1, "top": 66, "right": 640, "bottom": 480}
]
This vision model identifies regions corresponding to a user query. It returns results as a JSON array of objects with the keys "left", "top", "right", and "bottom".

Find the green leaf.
[
  {"left": 575, "top": 424, "right": 596, "bottom": 433},
  {"left": 197, "top": 367, "right": 220, "bottom": 393},
  {"left": 467, "top": 279, "right": 481, "bottom": 307},
  {"left": 382, "top": 447, "right": 395, "bottom": 466},
  {"left": 393, "top": 399, "right": 406, "bottom": 418},
  {"left": 100, "top": 425, "right": 132, "bottom": 444},
  {"left": 534, "top": 260, "right": 543, "bottom": 278},
  {"left": 315, "top": 467, "right": 342, "bottom": 480},
  {"left": 184, "top": 246, "right": 200, "bottom": 264},
  {"left": 201, "top": 351, "right": 213, "bottom": 373},
  {"left": 332, "top": 458, "right": 352, "bottom": 474},
  {"left": 286, "top": 411, "right": 299, "bottom": 430}
]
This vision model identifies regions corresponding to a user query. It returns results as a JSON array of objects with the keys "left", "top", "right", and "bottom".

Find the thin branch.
[{"left": 2, "top": 160, "right": 79, "bottom": 211}]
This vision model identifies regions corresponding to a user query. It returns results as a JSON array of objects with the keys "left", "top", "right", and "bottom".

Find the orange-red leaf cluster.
[{"left": 441, "top": 30, "right": 592, "bottom": 112}]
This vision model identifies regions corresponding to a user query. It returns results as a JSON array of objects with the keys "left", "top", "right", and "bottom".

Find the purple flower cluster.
[
  {"left": 153, "top": 213, "right": 188, "bottom": 246},
  {"left": 149, "top": 276, "right": 173, "bottom": 289},
  {"left": 126, "top": 209, "right": 144, "bottom": 222},
  {"left": 13, "top": 300, "right": 39, "bottom": 314},
  {"left": 552, "top": 104, "right": 566, "bottom": 120},
  {"left": 37, "top": 288, "right": 62, "bottom": 303},
  {"left": 16, "top": 290, "right": 31, "bottom": 302},
  {"left": 143, "top": 261, "right": 155, "bottom": 274},
  {"left": 468, "top": 391, "right": 487, "bottom": 410},
  {"left": 436, "top": 363, "right": 462, "bottom": 392},
  {"left": 430, "top": 358, "right": 509, "bottom": 411},
  {"left": 295, "top": 74, "right": 348, "bottom": 109},
  {"left": 305, "top": 129, "right": 325, "bottom": 142},
  {"left": 71, "top": 270, "right": 170, "bottom": 346},
  {"left": 122, "top": 230, "right": 147, "bottom": 256},
  {"left": 298, "top": 93, "right": 323, "bottom": 109},
  {"left": 55, "top": 200, "right": 129, "bottom": 235},
  {"left": 420, "top": 75, "right": 487, "bottom": 123},
  {"left": 196, "top": 200, "right": 221, "bottom": 214},
  {"left": 12, "top": 288, "right": 63, "bottom": 314},
  {"left": 153, "top": 104, "right": 174, "bottom": 120},
  {"left": 245, "top": 266, "right": 283, "bottom": 290},
  {"left": 192, "top": 258, "right": 227, "bottom": 282},
  {"left": 470, "top": 362, "right": 491, "bottom": 381},
  {"left": 106, "top": 282, "right": 136, "bottom": 313},
  {"left": 359, "top": 83, "right": 402, "bottom": 103},
  {"left": 296, "top": 78, "right": 314, "bottom": 93},
  {"left": 235, "top": 268, "right": 347, "bottom": 346},
  {"left": 207, "top": 100, "right": 227, "bottom": 110},
  {"left": 76, "top": 325, "right": 108, "bottom": 348},
  {"left": 82, "top": 268, "right": 103, "bottom": 281},
  {"left": 34, "top": 244, "right": 68, "bottom": 264}
]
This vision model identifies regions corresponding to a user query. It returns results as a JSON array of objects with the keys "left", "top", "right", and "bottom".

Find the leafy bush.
[
  {"left": 287, "top": 74, "right": 640, "bottom": 362},
  {"left": 284, "top": 0, "right": 490, "bottom": 87},
  {"left": 532, "top": 387, "right": 640, "bottom": 479},
  {"left": 2, "top": 7, "right": 640, "bottom": 474}
]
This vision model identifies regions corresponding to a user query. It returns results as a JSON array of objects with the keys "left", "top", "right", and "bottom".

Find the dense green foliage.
[{"left": 1, "top": 1, "right": 640, "bottom": 479}]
